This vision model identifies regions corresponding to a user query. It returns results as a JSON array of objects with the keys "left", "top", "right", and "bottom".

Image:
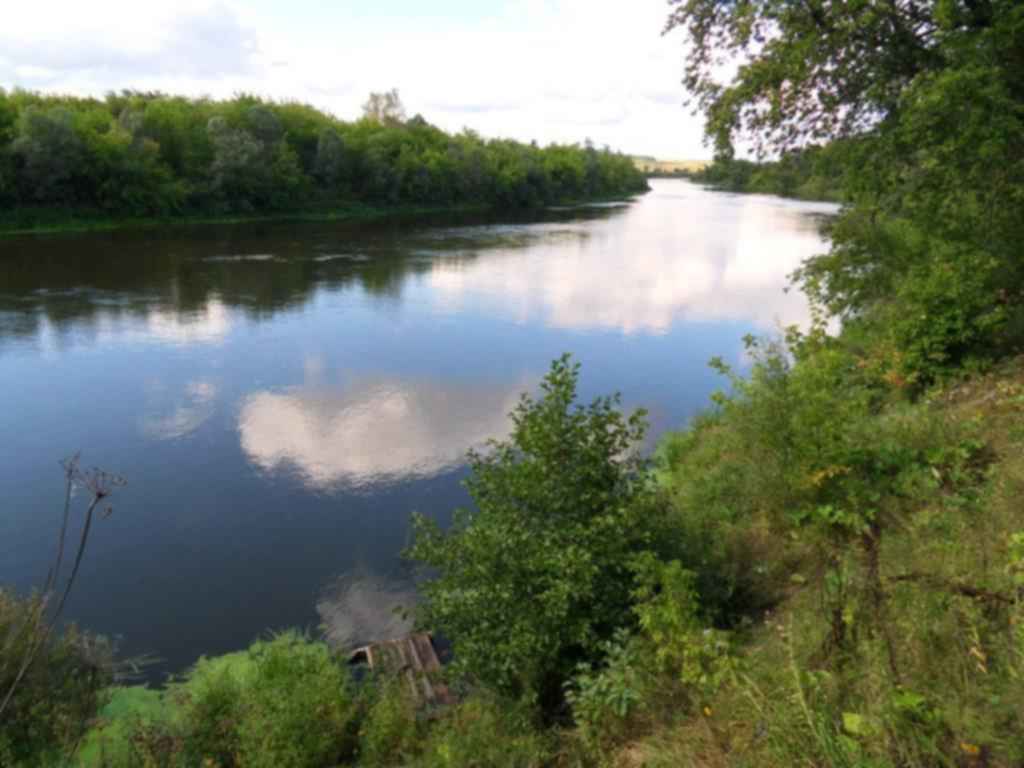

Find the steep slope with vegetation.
[{"left": 0, "top": 89, "right": 647, "bottom": 233}]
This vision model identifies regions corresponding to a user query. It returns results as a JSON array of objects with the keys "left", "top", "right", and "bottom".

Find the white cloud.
[
  {"left": 1, "top": 0, "right": 709, "bottom": 159},
  {"left": 0, "top": 2, "right": 258, "bottom": 80}
]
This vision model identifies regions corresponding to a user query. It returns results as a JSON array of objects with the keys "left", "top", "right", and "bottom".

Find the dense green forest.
[
  {"left": 3, "top": 0, "right": 1024, "bottom": 765},
  {"left": 684, "top": 145, "right": 848, "bottom": 201},
  {"left": 0, "top": 89, "right": 647, "bottom": 231}
]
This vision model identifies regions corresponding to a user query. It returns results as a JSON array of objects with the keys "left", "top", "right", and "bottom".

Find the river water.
[{"left": 0, "top": 179, "right": 837, "bottom": 680}]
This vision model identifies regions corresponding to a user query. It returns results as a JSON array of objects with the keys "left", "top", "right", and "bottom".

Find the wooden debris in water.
[{"left": 349, "top": 632, "right": 454, "bottom": 709}]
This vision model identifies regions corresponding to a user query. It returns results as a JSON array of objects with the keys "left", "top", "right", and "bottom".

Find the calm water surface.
[{"left": 0, "top": 179, "right": 837, "bottom": 679}]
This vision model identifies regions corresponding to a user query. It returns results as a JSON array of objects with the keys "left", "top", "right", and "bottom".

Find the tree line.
[
  {"left": 0, "top": 89, "right": 648, "bottom": 224},
  {"left": 684, "top": 145, "right": 847, "bottom": 202}
]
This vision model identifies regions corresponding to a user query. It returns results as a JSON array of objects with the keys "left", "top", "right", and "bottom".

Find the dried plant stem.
[
  {"left": 52, "top": 495, "right": 101, "bottom": 623},
  {"left": 44, "top": 457, "right": 78, "bottom": 596},
  {"left": 0, "top": 456, "right": 121, "bottom": 720}
]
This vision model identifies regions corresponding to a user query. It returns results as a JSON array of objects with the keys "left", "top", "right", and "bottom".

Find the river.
[{"left": 0, "top": 179, "right": 837, "bottom": 680}]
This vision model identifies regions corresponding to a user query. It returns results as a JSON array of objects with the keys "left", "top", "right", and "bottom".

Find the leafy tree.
[
  {"left": 206, "top": 116, "right": 266, "bottom": 210},
  {"left": 0, "top": 90, "right": 15, "bottom": 205},
  {"left": 667, "top": 0, "right": 952, "bottom": 154},
  {"left": 409, "top": 356, "right": 670, "bottom": 711},
  {"left": 11, "top": 106, "right": 86, "bottom": 203},
  {"left": 313, "top": 127, "right": 348, "bottom": 191},
  {"left": 245, "top": 104, "right": 284, "bottom": 147},
  {"left": 668, "top": 0, "right": 1024, "bottom": 382},
  {"left": 0, "top": 91, "right": 648, "bottom": 225},
  {"left": 362, "top": 88, "right": 407, "bottom": 125}
]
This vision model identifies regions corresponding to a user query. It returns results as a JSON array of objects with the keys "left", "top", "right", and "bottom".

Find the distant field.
[{"left": 632, "top": 158, "right": 709, "bottom": 175}]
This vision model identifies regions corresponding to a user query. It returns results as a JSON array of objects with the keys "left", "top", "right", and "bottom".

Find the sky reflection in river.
[
  {"left": 429, "top": 186, "right": 836, "bottom": 334},
  {"left": 239, "top": 370, "right": 524, "bottom": 491}
]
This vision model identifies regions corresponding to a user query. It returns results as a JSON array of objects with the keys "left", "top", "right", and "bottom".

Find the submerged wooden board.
[{"left": 349, "top": 632, "right": 454, "bottom": 708}]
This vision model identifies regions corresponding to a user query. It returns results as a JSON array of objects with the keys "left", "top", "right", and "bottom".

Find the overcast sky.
[{"left": 0, "top": 0, "right": 711, "bottom": 160}]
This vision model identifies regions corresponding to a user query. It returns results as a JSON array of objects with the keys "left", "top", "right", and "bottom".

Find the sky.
[{"left": 0, "top": 0, "right": 711, "bottom": 160}]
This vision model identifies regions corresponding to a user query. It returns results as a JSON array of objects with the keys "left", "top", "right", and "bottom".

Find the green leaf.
[{"left": 842, "top": 712, "right": 866, "bottom": 736}]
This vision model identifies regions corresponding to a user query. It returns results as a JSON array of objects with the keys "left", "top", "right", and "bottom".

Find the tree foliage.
[
  {"left": 669, "top": 0, "right": 1024, "bottom": 384},
  {"left": 408, "top": 355, "right": 669, "bottom": 710},
  {"left": 362, "top": 89, "right": 408, "bottom": 125},
  {"left": 0, "top": 88, "right": 647, "bottom": 224}
]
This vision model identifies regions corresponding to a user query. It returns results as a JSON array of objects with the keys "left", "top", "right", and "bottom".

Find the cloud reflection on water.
[
  {"left": 317, "top": 571, "right": 418, "bottom": 649},
  {"left": 140, "top": 378, "right": 219, "bottom": 441},
  {"left": 238, "top": 373, "right": 526, "bottom": 491},
  {"left": 429, "top": 184, "right": 838, "bottom": 334}
]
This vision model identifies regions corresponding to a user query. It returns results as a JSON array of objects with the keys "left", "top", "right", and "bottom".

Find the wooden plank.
[
  {"left": 347, "top": 632, "right": 454, "bottom": 709},
  {"left": 411, "top": 633, "right": 441, "bottom": 672}
]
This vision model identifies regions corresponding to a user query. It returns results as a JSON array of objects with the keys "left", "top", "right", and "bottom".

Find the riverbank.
[
  {"left": 0, "top": 192, "right": 647, "bottom": 238},
  {"left": 678, "top": 152, "right": 846, "bottom": 203},
  {"left": 0, "top": 203, "right": 486, "bottom": 237}
]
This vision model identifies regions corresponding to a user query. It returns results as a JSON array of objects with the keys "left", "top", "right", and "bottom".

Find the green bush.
[
  {"left": 166, "top": 632, "right": 361, "bottom": 768},
  {"left": 0, "top": 590, "right": 113, "bottom": 767},
  {"left": 175, "top": 651, "right": 249, "bottom": 765},
  {"left": 409, "top": 355, "right": 677, "bottom": 711},
  {"left": 358, "top": 678, "right": 424, "bottom": 767},
  {"left": 76, "top": 685, "right": 175, "bottom": 767},
  {"left": 565, "top": 630, "right": 653, "bottom": 750},
  {"left": 413, "top": 694, "right": 550, "bottom": 768},
  {"left": 631, "top": 555, "right": 733, "bottom": 700},
  {"left": 237, "top": 633, "right": 360, "bottom": 767}
]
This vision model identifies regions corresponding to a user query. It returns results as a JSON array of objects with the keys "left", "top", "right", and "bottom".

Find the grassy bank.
[{"left": 604, "top": 348, "right": 1024, "bottom": 766}]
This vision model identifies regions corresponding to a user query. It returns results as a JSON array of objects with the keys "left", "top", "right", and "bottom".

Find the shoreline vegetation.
[
  {"left": 4, "top": 0, "right": 1024, "bottom": 764},
  {"left": 0, "top": 193, "right": 640, "bottom": 238},
  {"left": 652, "top": 150, "right": 847, "bottom": 203},
  {"left": 0, "top": 88, "right": 649, "bottom": 238}
]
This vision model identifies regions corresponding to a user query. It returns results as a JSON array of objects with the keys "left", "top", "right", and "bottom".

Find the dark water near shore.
[{"left": 0, "top": 180, "right": 837, "bottom": 681}]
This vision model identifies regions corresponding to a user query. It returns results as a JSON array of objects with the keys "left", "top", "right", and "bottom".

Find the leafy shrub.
[
  {"left": 175, "top": 651, "right": 248, "bottom": 765},
  {"left": 565, "top": 630, "right": 652, "bottom": 749},
  {"left": 0, "top": 590, "right": 113, "bottom": 766},
  {"left": 565, "top": 557, "right": 733, "bottom": 752},
  {"left": 631, "top": 555, "right": 733, "bottom": 700},
  {"left": 413, "top": 694, "right": 550, "bottom": 768},
  {"left": 76, "top": 686, "right": 177, "bottom": 768},
  {"left": 409, "top": 355, "right": 676, "bottom": 710},
  {"left": 171, "top": 631, "right": 360, "bottom": 768},
  {"left": 359, "top": 678, "right": 424, "bottom": 767}
]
